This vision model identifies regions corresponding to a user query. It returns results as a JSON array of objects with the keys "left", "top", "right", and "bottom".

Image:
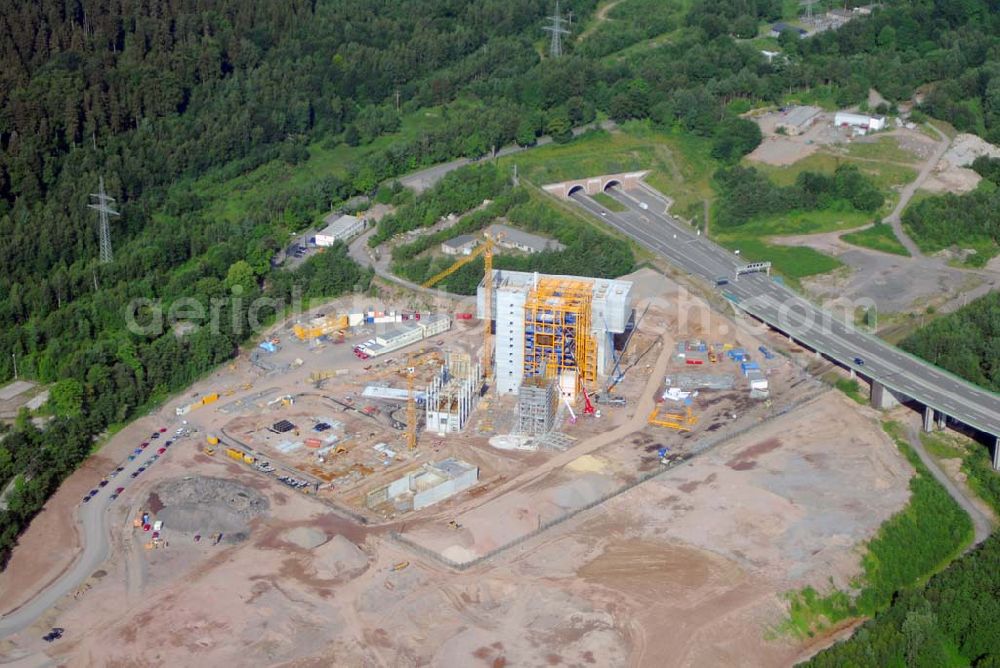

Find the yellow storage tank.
[{"left": 242, "top": 453, "right": 256, "bottom": 465}]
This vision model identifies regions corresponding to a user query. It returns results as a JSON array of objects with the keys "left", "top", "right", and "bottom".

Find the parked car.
[
  {"left": 151, "top": 432, "right": 160, "bottom": 439},
  {"left": 89, "top": 489, "right": 99, "bottom": 496},
  {"left": 98, "top": 480, "right": 109, "bottom": 487},
  {"left": 157, "top": 447, "right": 166, "bottom": 455},
  {"left": 82, "top": 495, "right": 92, "bottom": 503},
  {"left": 159, "top": 427, "right": 167, "bottom": 433}
]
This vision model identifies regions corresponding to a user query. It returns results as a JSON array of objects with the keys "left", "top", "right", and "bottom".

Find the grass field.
[
  {"left": 756, "top": 151, "right": 917, "bottom": 196},
  {"left": 839, "top": 136, "right": 921, "bottom": 164},
  {"left": 712, "top": 233, "right": 843, "bottom": 284},
  {"left": 591, "top": 191, "right": 627, "bottom": 211},
  {"left": 841, "top": 223, "right": 911, "bottom": 256},
  {"left": 188, "top": 104, "right": 465, "bottom": 227},
  {"left": 501, "top": 120, "right": 718, "bottom": 218}
]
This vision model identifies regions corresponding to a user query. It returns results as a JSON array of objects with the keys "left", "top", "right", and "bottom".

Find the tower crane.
[
  {"left": 421, "top": 232, "right": 503, "bottom": 379},
  {"left": 406, "top": 355, "right": 417, "bottom": 450}
]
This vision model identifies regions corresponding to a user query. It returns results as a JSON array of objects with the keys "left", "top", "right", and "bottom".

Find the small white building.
[
  {"left": 834, "top": 112, "right": 886, "bottom": 132},
  {"left": 441, "top": 234, "right": 480, "bottom": 256},
  {"left": 747, "top": 369, "right": 769, "bottom": 391},
  {"left": 315, "top": 214, "right": 364, "bottom": 246}
]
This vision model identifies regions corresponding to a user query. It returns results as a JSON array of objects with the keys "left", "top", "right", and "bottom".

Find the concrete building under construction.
[
  {"left": 425, "top": 352, "right": 482, "bottom": 435},
  {"left": 517, "top": 377, "right": 558, "bottom": 434},
  {"left": 476, "top": 270, "right": 633, "bottom": 396}
]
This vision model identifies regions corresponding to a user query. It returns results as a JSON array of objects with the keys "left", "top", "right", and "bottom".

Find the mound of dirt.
[
  {"left": 284, "top": 526, "right": 328, "bottom": 550},
  {"left": 151, "top": 476, "right": 268, "bottom": 543},
  {"left": 311, "top": 535, "right": 369, "bottom": 579}
]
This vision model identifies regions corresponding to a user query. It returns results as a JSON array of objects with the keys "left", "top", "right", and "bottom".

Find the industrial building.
[
  {"left": 315, "top": 214, "right": 364, "bottom": 246},
  {"left": 776, "top": 106, "right": 821, "bottom": 135},
  {"left": 477, "top": 270, "right": 633, "bottom": 396},
  {"left": 441, "top": 234, "right": 480, "bottom": 256},
  {"left": 365, "top": 457, "right": 478, "bottom": 511},
  {"left": 425, "top": 352, "right": 482, "bottom": 435},
  {"left": 517, "top": 377, "right": 558, "bottom": 434},
  {"left": 834, "top": 112, "right": 886, "bottom": 132},
  {"left": 484, "top": 223, "right": 566, "bottom": 254},
  {"left": 364, "top": 314, "right": 451, "bottom": 357}
]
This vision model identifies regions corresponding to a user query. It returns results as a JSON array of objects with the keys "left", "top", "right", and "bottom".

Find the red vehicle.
[
  {"left": 456, "top": 312, "right": 473, "bottom": 320},
  {"left": 140, "top": 442, "right": 149, "bottom": 449},
  {"left": 157, "top": 447, "right": 166, "bottom": 455},
  {"left": 143, "top": 524, "right": 151, "bottom": 532},
  {"left": 159, "top": 427, "right": 167, "bottom": 433},
  {"left": 115, "top": 487, "right": 125, "bottom": 494}
]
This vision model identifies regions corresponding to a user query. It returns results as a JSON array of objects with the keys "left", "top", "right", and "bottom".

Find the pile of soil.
[
  {"left": 150, "top": 476, "right": 268, "bottom": 543},
  {"left": 312, "top": 535, "right": 369, "bottom": 578},
  {"left": 284, "top": 526, "right": 328, "bottom": 550}
]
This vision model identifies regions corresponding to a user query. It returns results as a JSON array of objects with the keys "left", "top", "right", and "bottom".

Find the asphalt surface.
[
  {"left": 0, "top": 428, "right": 180, "bottom": 639},
  {"left": 570, "top": 185, "right": 1000, "bottom": 441}
]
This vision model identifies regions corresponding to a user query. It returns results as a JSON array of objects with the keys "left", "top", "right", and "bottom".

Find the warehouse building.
[
  {"left": 776, "top": 106, "right": 821, "bottom": 135},
  {"left": 485, "top": 223, "right": 565, "bottom": 254},
  {"left": 441, "top": 234, "right": 480, "bottom": 256},
  {"left": 315, "top": 214, "right": 364, "bottom": 246},
  {"left": 477, "top": 270, "right": 633, "bottom": 396}
]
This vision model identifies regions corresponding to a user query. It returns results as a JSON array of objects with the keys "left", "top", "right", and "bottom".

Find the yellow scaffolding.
[
  {"left": 647, "top": 405, "right": 698, "bottom": 431},
  {"left": 522, "top": 277, "right": 597, "bottom": 395}
]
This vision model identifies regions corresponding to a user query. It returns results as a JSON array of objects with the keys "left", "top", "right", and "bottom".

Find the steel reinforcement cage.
[{"left": 522, "top": 277, "right": 597, "bottom": 393}]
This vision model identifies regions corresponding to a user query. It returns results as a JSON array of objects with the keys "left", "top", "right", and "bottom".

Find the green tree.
[{"left": 224, "top": 260, "right": 257, "bottom": 294}]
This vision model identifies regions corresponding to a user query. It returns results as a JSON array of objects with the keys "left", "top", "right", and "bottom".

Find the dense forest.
[
  {"left": 900, "top": 292, "right": 1000, "bottom": 393},
  {"left": 0, "top": 0, "right": 998, "bottom": 585},
  {"left": 714, "top": 163, "right": 884, "bottom": 228},
  {"left": 803, "top": 531, "right": 1000, "bottom": 667},
  {"left": 901, "top": 156, "right": 1000, "bottom": 264}
]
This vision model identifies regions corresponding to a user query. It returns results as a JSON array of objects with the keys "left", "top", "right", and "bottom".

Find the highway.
[
  {"left": 0, "top": 429, "right": 179, "bottom": 639},
  {"left": 570, "top": 185, "right": 1000, "bottom": 445}
]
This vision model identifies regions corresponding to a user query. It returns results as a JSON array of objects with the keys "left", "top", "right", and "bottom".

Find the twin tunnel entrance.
[{"left": 542, "top": 171, "right": 648, "bottom": 199}]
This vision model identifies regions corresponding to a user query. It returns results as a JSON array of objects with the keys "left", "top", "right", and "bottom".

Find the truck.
[
  {"left": 153, "top": 520, "right": 163, "bottom": 532},
  {"left": 206, "top": 435, "right": 220, "bottom": 445}
]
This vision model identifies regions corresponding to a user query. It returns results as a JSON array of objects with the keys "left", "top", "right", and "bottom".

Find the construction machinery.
[
  {"left": 406, "top": 355, "right": 417, "bottom": 450},
  {"left": 421, "top": 232, "right": 502, "bottom": 378},
  {"left": 581, "top": 387, "right": 597, "bottom": 417},
  {"left": 647, "top": 405, "right": 698, "bottom": 431}
]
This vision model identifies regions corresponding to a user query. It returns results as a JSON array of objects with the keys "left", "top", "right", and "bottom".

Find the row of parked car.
[
  {"left": 276, "top": 474, "right": 310, "bottom": 489},
  {"left": 82, "top": 427, "right": 176, "bottom": 505}
]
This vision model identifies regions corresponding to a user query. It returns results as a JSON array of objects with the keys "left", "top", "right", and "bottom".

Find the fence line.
[{"left": 391, "top": 383, "right": 831, "bottom": 570}]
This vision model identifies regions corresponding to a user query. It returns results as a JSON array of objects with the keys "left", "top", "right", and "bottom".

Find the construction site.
[{"left": 0, "top": 230, "right": 921, "bottom": 666}]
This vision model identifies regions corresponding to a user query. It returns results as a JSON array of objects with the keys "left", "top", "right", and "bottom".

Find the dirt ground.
[
  {"left": 923, "top": 133, "right": 1000, "bottom": 193},
  {"left": 0, "top": 270, "right": 918, "bottom": 667}
]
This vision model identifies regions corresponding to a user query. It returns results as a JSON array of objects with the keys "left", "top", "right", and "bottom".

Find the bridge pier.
[
  {"left": 870, "top": 380, "right": 899, "bottom": 410},
  {"left": 849, "top": 368, "right": 856, "bottom": 380},
  {"left": 922, "top": 405, "right": 935, "bottom": 432},
  {"left": 994, "top": 437, "right": 1000, "bottom": 471},
  {"left": 936, "top": 412, "right": 947, "bottom": 429}
]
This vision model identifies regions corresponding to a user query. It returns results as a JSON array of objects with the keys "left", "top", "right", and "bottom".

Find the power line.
[
  {"left": 543, "top": 1, "right": 570, "bottom": 58},
  {"left": 88, "top": 176, "right": 119, "bottom": 264}
]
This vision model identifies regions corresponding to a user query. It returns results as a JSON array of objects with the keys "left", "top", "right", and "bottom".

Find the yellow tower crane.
[
  {"left": 406, "top": 356, "right": 417, "bottom": 450},
  {"left": 421, "top": 232, "right": 502, "bottom": 378}
]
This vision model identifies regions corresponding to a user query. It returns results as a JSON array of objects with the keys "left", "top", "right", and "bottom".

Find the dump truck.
[
  {"left": 225, "top": 447, "right": 244, "bottom": 461},
  {"left": 201, "top": 393, "right": 219, "bottom": 405}
]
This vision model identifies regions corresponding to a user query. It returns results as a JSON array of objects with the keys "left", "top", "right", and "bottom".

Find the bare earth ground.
[
  {"left": 0, "top": 389, "right": 910, "bottom": 667},
  {"left": 768, "top": 230, "right": 999, "bottom": 314},
  {"left": 0, "top": 268, "right": 915, "bottom": 667}
]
